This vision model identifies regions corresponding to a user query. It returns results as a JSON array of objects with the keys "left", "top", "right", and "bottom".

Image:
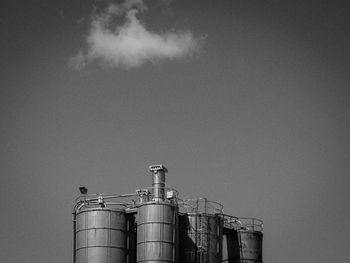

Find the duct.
[{"left": 149, "top": 164, "right": 168, "bottom": 201}]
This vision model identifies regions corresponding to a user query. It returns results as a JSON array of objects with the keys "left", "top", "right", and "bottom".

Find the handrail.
[
  {"left": 179, "top": 197, "right": 224, "bottom": 214},
  {"left": 74, "top": 192, "right": 138, "bottom": 203},
  {"left": 221, "top": 214, "right": 263, "bottom": 232},
  {"left": 144, "top": 186, "right": 179, "bottom": 201},
  {"left": 73, "top": 187, "right": 180, "bottom": 214}
]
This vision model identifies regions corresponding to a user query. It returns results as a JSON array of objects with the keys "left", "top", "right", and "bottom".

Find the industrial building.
[{"left": 72, "top": 164, "right": 263, "bottom": 263}]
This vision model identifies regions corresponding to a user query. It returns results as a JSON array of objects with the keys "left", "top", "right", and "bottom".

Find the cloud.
[{"left": 70, "top": 0, "right": 202, "bottom": 69}]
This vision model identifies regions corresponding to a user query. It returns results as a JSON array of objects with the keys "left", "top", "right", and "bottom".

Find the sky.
[{"left": 1, "top": 0, "right": 350, "bottom": 262}]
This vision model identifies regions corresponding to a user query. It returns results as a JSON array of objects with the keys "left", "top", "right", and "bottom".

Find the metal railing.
[
  {"left": 221, "top": 214, "right": 263, "bottom": 232},
  {"left": 73, "top": 187, "right": 180, "bottom": 215},
  {"left": 179, "top": 197, "right": 224, "bottom": 215},
  {"left": 73, "top": 192, "right": 141, "bottom": 214},
  {"left": 140, "top": 186, "right": 179, "bottom": 203}
]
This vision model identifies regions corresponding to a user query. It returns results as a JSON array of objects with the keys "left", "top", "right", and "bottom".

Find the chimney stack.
[{"left": 149, "top": 164, "right": 168, "bottom": 201}]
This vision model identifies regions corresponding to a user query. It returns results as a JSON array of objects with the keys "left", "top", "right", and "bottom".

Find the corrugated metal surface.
[
  {"left": 75, "top": 208, "right": 127, "bottom": 263},
  {"left": 222, "top": 230, "right": 263, "bottom": 263},
  {"left": 137, "top": 202, "right": 178, "bottom": 263}
]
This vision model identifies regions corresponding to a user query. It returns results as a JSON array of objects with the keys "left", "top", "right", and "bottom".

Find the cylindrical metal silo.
[
  {"left": 223, "top": 230, "right": 263, "bottom": 263},
  {"left": 137, "top": 202, "right": 178, "bottom": 263},
  {"left": 179, "top": 213, "right": 222, "bottom": 263},
  {"left": 75, "top": 208, "right": 127, "bottom": 263},
  {"left": 222, "top": 217, "right": 263, "bottom": 263}
]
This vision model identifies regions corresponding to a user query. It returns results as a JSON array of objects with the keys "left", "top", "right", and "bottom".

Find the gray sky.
[{"left": 1, "top": 0, "right": 350, "bottom": 262}]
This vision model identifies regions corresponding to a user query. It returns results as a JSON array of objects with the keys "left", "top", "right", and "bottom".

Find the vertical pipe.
[
  {"left": 149, "top": 164, "right": 168, "bottom": 201},
  {"left": 72, "top": 212, "right": 76, "bottom": 263},
  {"left": 127, "top": 212, "right": 137, "bottom": 263},
  {"left": 153, "top": 171, "right": 165, "bottom": 201},
  {"left": 218, "top": 215, "right": 223, "bottom": 263}
]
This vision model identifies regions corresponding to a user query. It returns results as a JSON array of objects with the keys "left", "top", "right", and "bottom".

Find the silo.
[
  {"left": 137, "top": 202, "right": 178, "bottom": 262},
  {"left": 179, "top": 213, "right": 222, "bottom": 263},
  {"left": 136, "top": 165, "right": 178, "bottom": 263},
  {"left": 222, "top": 217, "right": 263, "bottom": 263},
  {"left": 75, "top": 208, "right": 127, "bottom": 263}
]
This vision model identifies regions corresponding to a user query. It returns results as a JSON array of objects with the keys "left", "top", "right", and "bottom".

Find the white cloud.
[
  {"left": 70, "top": 0, "right": 202, "bottom": 69},
  {"left": 68, "top": 50, "right": 86, "bottom": 70}
]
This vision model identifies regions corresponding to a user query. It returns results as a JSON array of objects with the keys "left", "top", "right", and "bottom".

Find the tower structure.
[{"left": 72, "top": 164, "right": 263, "bottom": 263}]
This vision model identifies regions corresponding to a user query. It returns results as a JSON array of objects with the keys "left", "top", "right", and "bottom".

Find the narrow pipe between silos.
[{"left": 72, "top": 212, "right": 76, "bottom": 263}]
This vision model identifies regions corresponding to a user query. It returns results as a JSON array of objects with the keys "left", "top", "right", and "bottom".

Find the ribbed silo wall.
[
  {"left": 137, "top": 202, "right": 178, "bottom": 263},
  {"left": 75, "top": 208, "right": 127, "bottom": 263},
  {"left": 222, "top": 230, "right": 263, "bottom": 263}
]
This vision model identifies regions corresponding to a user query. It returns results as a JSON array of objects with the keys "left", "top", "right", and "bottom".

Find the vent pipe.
[{"left": 149, "top": 164, "right": 168, "bottom": 201}]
